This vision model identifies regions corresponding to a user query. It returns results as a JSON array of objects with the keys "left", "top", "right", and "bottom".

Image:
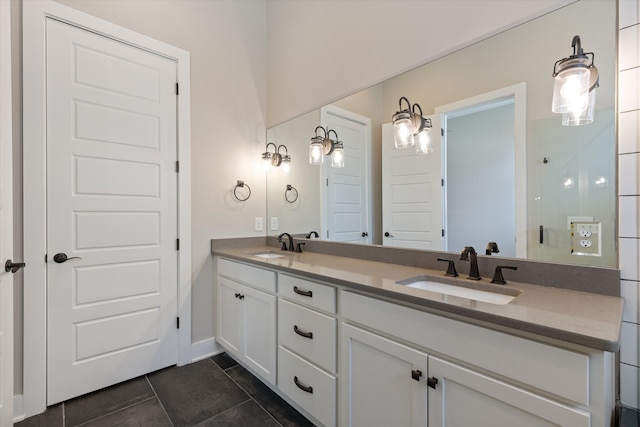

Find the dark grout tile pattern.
[{"left": 16, "top": 353, "right": 313, "bottom": 427}]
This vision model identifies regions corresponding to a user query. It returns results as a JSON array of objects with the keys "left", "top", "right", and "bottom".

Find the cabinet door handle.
[
  {"left": 293, "top": 286, "right": 312, "bottom": 297},
  {"left": 238, "top": 294, "right": 245, "bottom": 300},
  {"left": 427, "top": 377, "right": 438, "bottom": 389},
  {"left": 293, "top": 325, "right": 313, "bottom": 339},
  {"left": 235, "top": 293, "right": 241, "bottom": 298},
  {"left": 411, "top": 369, "right": 422, "bottom": 381},
  {"left": 294, "top": 376, "right": 313, "bottom": 394}
]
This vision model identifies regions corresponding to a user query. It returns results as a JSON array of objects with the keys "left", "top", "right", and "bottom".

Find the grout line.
[
  {"left": 145, "top": 375, "right": 175, "bottom": 427},
  {"left": 71, "top": 397, "right": 157, "bottom": 427},
  {"left": 214, "top": 360, "right": 284, "bottom": 427},
  {"left": 191, "top": 398, "right": 253, "bottom": 427},
  {"left": 62, "top": 402, "right": 66, "bottom": 427}
]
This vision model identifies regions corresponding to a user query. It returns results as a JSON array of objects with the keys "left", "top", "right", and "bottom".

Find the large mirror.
[{"left": 266, "top": 0, "right": 616, "bottom": 267}]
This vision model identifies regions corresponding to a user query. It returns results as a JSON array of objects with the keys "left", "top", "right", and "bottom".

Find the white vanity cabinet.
[
  {"left": 340, "top": 290, "right": 613, "bottom": 427},
  {"left": 277, "top": 274, "right": 337, "bottom": 427},
  {"left": 215, "top": 258, "right": 277, "bottom": 384},
  {"left": 341, "top": 323, "right": 429, "bottom": 427},
  {"left": 428, "top": 356, "right": 590, "bottom": 427}
]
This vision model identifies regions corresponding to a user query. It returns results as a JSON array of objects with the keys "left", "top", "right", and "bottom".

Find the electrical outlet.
[
  {"left": 570, "top": 221, "right": 601, "bottom": 256},
  {"left": 255, "top": 217, "right": 264, "bottom": 231},
  {"left": 270, "top": 217, "right": 279, "bottom": 231}
]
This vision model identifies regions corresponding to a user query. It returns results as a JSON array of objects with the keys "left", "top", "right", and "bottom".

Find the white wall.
[
  {"left": 12, "top": 0, "right": 268, "bottom": 394},
  {"left": 266, "top": 0, "right": 572, "bottom": 127},
  {"left": 618, "top": 0, "right": 640, "bottom": 410}
]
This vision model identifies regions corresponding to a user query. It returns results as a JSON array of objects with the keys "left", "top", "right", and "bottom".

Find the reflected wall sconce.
[
  {"left": 262, "top": 142, "right": 292, "bottom": 175},
  {"left": 415, "top": 118, "right": 433, "bottom": 154},
  {"left": 551, "top": 35, "right": 599, "bottom": 126},
  {"left": 308, "top": 126, "right": 344, "bottom": 168},
  {"left": 392, "top": 97, "right": 430, "bottom": 153}
]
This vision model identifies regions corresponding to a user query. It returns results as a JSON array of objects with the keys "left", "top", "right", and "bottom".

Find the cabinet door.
[
  {"left": 341, "top": 323, "right": 428, "bottom": 427},
  {"left": 243, "top": 285, "right": 277, "bottom": 385},
  {"left": 216, "top": 276, "right": 242, "bottom": 356},
  {"left": 428, "top": 356, "right": 590, "bottom": 427}
]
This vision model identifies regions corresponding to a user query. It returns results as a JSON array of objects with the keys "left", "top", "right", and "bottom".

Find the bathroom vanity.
[{"left": 212, "top": 239, "right": 622, "bottom": 427}]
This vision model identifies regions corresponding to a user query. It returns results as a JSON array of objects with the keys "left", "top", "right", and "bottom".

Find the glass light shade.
[
  {"left": 261, "top": 152, "right": 271, "bottom": 172},
  {"left": 309, "top": 137, "right": 324, "bottom": 165},
  {"left": 562, "top": 88, "right": 596, "bottom": 126},
  {"left": 415, "top": 128, "right": 433, "bottom": 154},
  {"left": 392, "top": 112, "right": 415, "bottom": 148},
  {"left": 331, "top": 143, "right": 344, "bottom": 168},
  {"left": 552, "top": 58, "right": 591, "bottom": 114},
  {"left": 282, "top": 155, "right": 291, "bottom": 175}
]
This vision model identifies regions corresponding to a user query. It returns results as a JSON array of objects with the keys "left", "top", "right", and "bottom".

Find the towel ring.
[
  {"left": 285, "top": 184, "right": 298, "bottom": 203},
  {"left": 233, "top": 180, "right": 251, "bottom": 202}
]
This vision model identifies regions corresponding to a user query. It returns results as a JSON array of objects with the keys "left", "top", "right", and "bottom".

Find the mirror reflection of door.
[
  {"left": 442, "top": 100, "right": 515, "bottom": 256},
  {"left": 320, "top": 105, "right": 372, "bottom": 243},
  {"left": 382, "top": 84, "right": 526, "bottom": 255},
  {"left": 382, "top": 115, "right": 442, "bottom": 249}
]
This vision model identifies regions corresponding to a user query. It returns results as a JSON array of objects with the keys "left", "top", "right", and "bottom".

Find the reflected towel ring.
[
  {"left": 233, "top": 180, "right": 251, "bottom": 202},
  {"left": 285, "top": 184, "right": 298, "bottom": 203}
]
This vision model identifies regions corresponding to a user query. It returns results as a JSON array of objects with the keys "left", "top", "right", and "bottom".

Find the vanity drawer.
[
  {"left": 278, "top": 299, "right": 337, "bottom": 373},
  {"left": 217, "top": 258, "right": 276, "bottom": 292},
  {"left": 278, "top": 346, "right": 336, "bottom": 427},
  {"left": 279, "top": 274, "right": 336, "bottom": 313}
]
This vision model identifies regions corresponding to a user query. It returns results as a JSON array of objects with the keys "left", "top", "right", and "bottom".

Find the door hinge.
[
  {"left": 441, "top": 178, "right": 444, "bottom": 187},
  {"left": 326, "top": 230, "right": 329, "bottom": 238},
  {"left": 442, "top": 229, "right": 445, "bottom": 237},
  {"left": 175, "top": 160, "right": 180, "bottom": 173},
  {"left": 441, "top": 128, "right": 444, "bottom": 136},
  {"left": 176, "top": 238, "right": 180, "bottom": 250},
  {"left": 326, "top": 178, "right": 329, "bottom": 187},
  {"left": 44, "top": 254, "right": 47, "bottom": 263},
  {"left": 176, "top": 317, "right": 180, "bottom": 329},
  {"left": 175, "top": 82, "right": 179, "bottom": 95}
]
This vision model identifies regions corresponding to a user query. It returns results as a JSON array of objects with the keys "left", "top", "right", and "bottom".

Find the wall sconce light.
[
  {"left": 262, "top": 142, "right": 292, "bottom": 175},
  {"left": 308, "top": 126, "right": 344, "bottom": 168},
  {"left": 415, "top": 118, "right": 433, "bottom": 154},
  {"left": 552, "top": 35, "right": 599, "bottom": 126},
  {"left": 392, "top": 97, "right": 426, "bottom": 149}
]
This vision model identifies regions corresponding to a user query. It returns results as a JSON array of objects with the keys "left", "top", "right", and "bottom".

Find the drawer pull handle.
[
  {"left": 411, "top": 369, "right": 422, "bottom": 381},
  {"left": 427, "top": 377, "right": 438, "bottom": 389},
  {"left": 294, "top": 376, "right": 313, "bottom": 394},
  {"left": 294, "top": 325, "right": 313, "bottom": 339},
  {"left": 293, "top": 286, "right": 313, "bottom": 297}
]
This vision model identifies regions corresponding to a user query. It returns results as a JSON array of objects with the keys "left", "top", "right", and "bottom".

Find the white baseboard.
[
  {"left": 191, "top": 337, "right": 223, "bottom": 362},
  {"left": 13, "top": 394, "right": 25, "bottom": 423}
]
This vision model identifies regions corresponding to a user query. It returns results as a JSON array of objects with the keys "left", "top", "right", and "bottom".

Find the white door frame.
[
  {"left": 23, "top": 0, "right": 192, "bottom": 417},
  {"left": 0, "top": 0, "right": 14, "bottom": 423},
  {"left": 435, "top": 83, "right": 527, "bottom": 258}
]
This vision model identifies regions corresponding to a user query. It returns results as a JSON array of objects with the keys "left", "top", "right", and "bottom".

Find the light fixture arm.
[
  {"left": 265, "top": 142, "right": 277, "bottom": 153},
  {"left": 571, "top": 35, "right": 583, "bottom": 56},
  {"left": 398, "top": 96, "right": 411, "bottom": 112},
  {"left": 315, "top": 126, "right": 327, "bottom": 139},
  {"left": 277, "top": 145, "right": 289, "bottom": 156}
]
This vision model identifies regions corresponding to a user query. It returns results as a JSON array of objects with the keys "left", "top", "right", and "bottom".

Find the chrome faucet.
[
  {"left": 277, "top": 232, "right": 294, "bottom": 251},
  {"left": 460, "top": 246, "right": 481, "bottom": 280}
]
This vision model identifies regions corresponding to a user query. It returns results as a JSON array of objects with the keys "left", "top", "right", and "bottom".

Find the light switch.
[
  {"left": 270, "top": 217, "right": 279, "bottom": 231},
  {"left": 255, "top": 217, "right": 264, "bottom": 231}
]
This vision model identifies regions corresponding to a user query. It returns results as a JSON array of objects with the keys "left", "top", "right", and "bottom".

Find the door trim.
[
  {"left": 435, "top": 82, "right": 527, "bottom": 257},
  {"left": 23, "top": 0, "right": 192, "bottom": 417}
]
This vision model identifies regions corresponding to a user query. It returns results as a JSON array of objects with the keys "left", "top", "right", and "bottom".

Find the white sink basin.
[
  {"left": 396, "top": 276, "right": 520, "bottom": 305},
  {"left": 247, "top": 251, "right": 289, "bottom": 259}
]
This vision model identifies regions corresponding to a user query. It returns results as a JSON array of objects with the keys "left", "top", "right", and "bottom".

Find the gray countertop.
[{"left": 212, "top": 244, "right": 624, "bottom": 352}]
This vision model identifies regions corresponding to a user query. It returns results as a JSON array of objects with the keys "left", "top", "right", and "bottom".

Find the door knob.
[
  {"left": 5, "top": 260, "right": 26, "bottom": 273},
  {"left": 53, "top": 253, "right": 82, "bottom": 263},
  {"left": 361, "top": 232, "right": 369, "bottom": 237},
  {"left": 384, "top": 232, "right": 394, "bottom": 237}
]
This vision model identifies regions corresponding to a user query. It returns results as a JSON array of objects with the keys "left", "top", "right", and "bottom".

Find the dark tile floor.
[
  {"left": 621, "top": 405, "right": 640, "bottom": 427},
  {"left": 16, "top": 353, "right": 314, "bottom": 427}
]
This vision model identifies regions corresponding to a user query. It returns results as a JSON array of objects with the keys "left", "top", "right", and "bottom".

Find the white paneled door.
[
  {"left": 382, "top": 116, "right": 443, "bottom": 250},
  {"left": 46, "top": 19, "right": 179, "bottom": 404},
  {"left": 0, "top": 0, "right": 14, "bottom": 423},
  {"left": 321, "top": 106, "right": 371, "bottom": 243}
]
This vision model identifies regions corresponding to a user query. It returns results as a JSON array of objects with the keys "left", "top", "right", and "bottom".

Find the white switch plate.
[
  {"left": 270, "top": 217, "right": 278, "bottom": 231},
  {"left": 255, "top": 217, "right": 264, "bottom": 231}
]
